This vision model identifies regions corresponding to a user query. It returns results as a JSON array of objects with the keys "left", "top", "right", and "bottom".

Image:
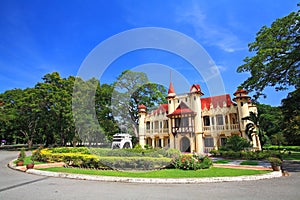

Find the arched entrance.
[{"left": 180, "top": 137, "right": 191, "bottom": 152}]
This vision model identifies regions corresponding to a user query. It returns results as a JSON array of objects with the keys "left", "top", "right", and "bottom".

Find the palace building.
[{"left": 138, "top": 82, "right": 261, "bottom": 154}]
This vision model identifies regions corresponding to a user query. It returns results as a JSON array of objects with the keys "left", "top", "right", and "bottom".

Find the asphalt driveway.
[{"left": 1, "top": 151, "right": 299, "bottom": 200}]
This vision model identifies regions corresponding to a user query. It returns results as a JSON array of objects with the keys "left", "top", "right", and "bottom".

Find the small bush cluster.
[{"left": 171, "top": 154, "right": 212, "bottom": 170}]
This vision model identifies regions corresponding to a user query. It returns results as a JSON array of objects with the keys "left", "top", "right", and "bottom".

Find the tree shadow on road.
[{"left": 282, "top": 161, "right": 300, "bottom": 172}]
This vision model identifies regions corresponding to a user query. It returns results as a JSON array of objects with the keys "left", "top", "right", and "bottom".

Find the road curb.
[
  {"left": 26, "top": 169, "right": 282, "bottom": 184},
  {"left": 8, "top": 159, "right": 282, "bottom": 184}
]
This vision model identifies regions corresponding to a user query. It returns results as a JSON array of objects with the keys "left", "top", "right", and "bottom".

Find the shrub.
[
  {"left": 171, "top": 154, "right": 212, "bottom": 170},
  {"left": 89, "top": 147, "right": 180, "bottom": 158},
  {"left": 267, "top": 157, "right": 282, "bottom": 166},
  {"left": 99, "top": 157, "right": 172, "bottom": 170},
  {"left": 50, "top": 147, "right": 90, "bottom": 154},
  {"left": 220, "top": 150, "right": 241, "bottom": 159},
  {"left": 17, "top": 147, "right": 26, "bottom": 162},
  {"left": 35, "top": 147, "right": 175, "bottom": 170},
  {"left": 224, "top": 135, "right": 252, "bottom": 151}
]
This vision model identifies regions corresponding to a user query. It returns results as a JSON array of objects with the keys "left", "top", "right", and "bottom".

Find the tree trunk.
[{"left": 27, "top": 139, "right": 33, "bottom": 149}]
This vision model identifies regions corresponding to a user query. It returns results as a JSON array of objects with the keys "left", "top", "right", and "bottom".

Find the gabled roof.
[
  {"left": 201, "top": 94, "right": 234, "bottom": 110},
  {"left": 190, "top": 84, "right": 204, "bottom": 95},
  {"left": 151, "top": 104, "right": 168, "bottom": 115},
  {"left": 233, "top": 88, "right": 248, "bottom": 96},
  {"left": 167, "top": 102, "right": 196, "bottom": 117}
]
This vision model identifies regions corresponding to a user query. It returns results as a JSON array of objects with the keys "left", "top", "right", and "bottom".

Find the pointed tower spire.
[{"left": 167, "top": 71, "right": 176, "bottom": 98}]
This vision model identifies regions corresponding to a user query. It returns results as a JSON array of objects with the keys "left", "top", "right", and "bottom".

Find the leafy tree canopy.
[
  {"left": 237, "top": 5, "right": 300, "bottom": 99},
  {"left": 112, "top": 70, "right": 167, "bottom": 137}
]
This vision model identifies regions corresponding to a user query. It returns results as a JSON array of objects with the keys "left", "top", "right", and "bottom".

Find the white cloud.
[{"left": 176, "top": 2, "right": 245, "bottom": 53}]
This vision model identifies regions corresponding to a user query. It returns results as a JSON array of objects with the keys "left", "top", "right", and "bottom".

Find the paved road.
[{"left": 1, "top": 151, "right": 300, "bottom": 200}]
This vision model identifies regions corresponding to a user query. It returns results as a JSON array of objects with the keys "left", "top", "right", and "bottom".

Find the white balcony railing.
[
  {"left": 203, "top": 124, "right": 239, "bottom": 132},
  {"left": 230, "top": 124, "right": 239, "bottom": 130}
]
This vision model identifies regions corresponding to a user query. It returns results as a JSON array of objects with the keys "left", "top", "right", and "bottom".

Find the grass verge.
[
  {"left": 13, "top": 156, "right": 45, "bottom": 165},
  {"left": 213, "top": 160, "right": 230, "bottom": 164},
  {"left": 283, "top": 152, "right": 300, "bottom": 160},
  {"left": 240, "top": 161, "right": 259, "bottom": 166},
  {"left": 38, "top": 167, "right": 270, "bottom": 178}
]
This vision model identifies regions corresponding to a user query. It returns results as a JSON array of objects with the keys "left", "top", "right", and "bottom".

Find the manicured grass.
[
  {"left": 240, "top": 161, "right": 259, "bottom": 166},
  {"left": 214, "top": 159, "right": 230, "bottom": 164},
  {"left": 283, "top": 152, "right": 300, "bottom": 160},
  {"left": 13, "top": 156, "right": 45, "bottom": 165},
  {"left": 38, "top": 167, "right": 269, "bottom": 178}
]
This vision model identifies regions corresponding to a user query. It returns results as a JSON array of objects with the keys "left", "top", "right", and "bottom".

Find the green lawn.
[
  {"left": 213, "top": 160, "right": 230, "bottom": 164},
  {"left": 283, "top": 152, "right": 300, "bottom": 160},
  {"left": 240, "top": 161, "right": 259, "bottom": 166},
  {"left": 14, "top": 156, "right": 45, "bottom": 165},
  {"left": 38, "top": 167, "right": 269, "bottom": 178}
]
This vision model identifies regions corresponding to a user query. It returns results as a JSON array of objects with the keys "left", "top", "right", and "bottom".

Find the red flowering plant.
[{"left": 171, "top": 153, "right": 212, "bottom": 170}]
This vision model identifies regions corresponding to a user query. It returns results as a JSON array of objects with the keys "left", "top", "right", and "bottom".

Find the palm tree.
[{"left": 242, "top": 111, "right": 265, "bottom": 150}]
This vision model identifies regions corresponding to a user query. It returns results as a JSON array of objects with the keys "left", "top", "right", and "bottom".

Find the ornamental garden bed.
[
  {"left": 26, "top": 146, "right": 273, "bottom": 178},
  {"left": 31, "top": 146, "right": 212, "bottom": 171}
]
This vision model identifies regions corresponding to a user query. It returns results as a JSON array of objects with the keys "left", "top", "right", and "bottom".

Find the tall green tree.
[
  {"left": 95, "top": 83, "right": 119, "bottom": 142},
  {"left": 35, "top": 72, "right": 75, "bottom": 146},
  {"left": 280, "top": 88, "right": 300, "bottom": 145},
  {"left": 257, "top": 104, "right": 283, "bottom": 138},
  {"left": 0, "top": 89, "right": 24, "bottom": 144},
  {"left": 237, "top": 5, "right": 300, "bottom": 99},
  {"left": 112, "top": 70, "right": 167, "bottom": 137}
]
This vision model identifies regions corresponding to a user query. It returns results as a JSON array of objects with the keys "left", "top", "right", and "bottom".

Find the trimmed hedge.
[
  {"left": 99, "top": 157, "right": 172, "bottom": 170},
  {"left": 50, "top": 147, "right": 91, "bottom": 154},
  {"left": 210, "top": 150, "right": 282, "bottom": 160},
  {"left": 263, "top": 146, "right": 300, "bottom": 152},
  {"left": 34, "top": 147, "right": 176, "bottom": 170},
  {"left": 89, "top": 147, "right": 180, "bottom": 158}
]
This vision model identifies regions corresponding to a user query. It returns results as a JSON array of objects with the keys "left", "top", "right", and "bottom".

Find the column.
[
  {"left": 222, "top": 115, "right": 226, "bottom": 130},
  {"left": 160, "top": 138, "right": 164, "bottom": 148},
  {"left": 190, "top": 137, "right": 195, "bottom": 153},
  {"left": 196, "top": 133, "right": 204, "bottom": 154},
  {"left": 252, "top": 133, "right": 257, "bottom": 148},
  {"left": 210, "top": 116, "right": 214, "bottom": 130},
  {"left": 227, "top": 114, "right": 231, "bottom": 130},
  {"left": 213, "top": 137, "right": 219, "bottom": 150},
  {"left": 213, "top": 116, "right": 216, "bottom": 130},
  {"left": 151, "top": 137, "right": 155, "bottom": 148}
]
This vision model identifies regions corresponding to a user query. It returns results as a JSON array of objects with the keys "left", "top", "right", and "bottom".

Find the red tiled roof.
[
  {"left": 201, "top": 94, "right": 234, "bottom": 110},
  {"left": 233, "top": 88, "right": 248, "bottom": 96},
  {"left": 138, "top": 104, "right": 146, "bottom": 109},
  {"left": 167, "top": 102, "right": 196, "bottom": 117},
  {"left": 190, "top": 84, "right": 200, "bottom": 91},
  {"left": 151, "top": 104, "right": 168, "bottom": 115},
  {"left": 168, "top": 82, "right": 175, "bottom": 94},
  {"left": 189, "top": 84, "right": 204, "bottom": 95}
]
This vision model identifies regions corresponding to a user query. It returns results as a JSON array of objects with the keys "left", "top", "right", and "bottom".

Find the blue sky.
[{"left": 0, "top": 0, "right": 298, "bottom": 105}]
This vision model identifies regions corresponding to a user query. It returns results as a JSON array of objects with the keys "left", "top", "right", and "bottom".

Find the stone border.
[
  {"left": 26, "top": 169, "right": 281, "bottom": 184},
  {"left": 8, "top": 160, "right": 282, "bottom": 184}
]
